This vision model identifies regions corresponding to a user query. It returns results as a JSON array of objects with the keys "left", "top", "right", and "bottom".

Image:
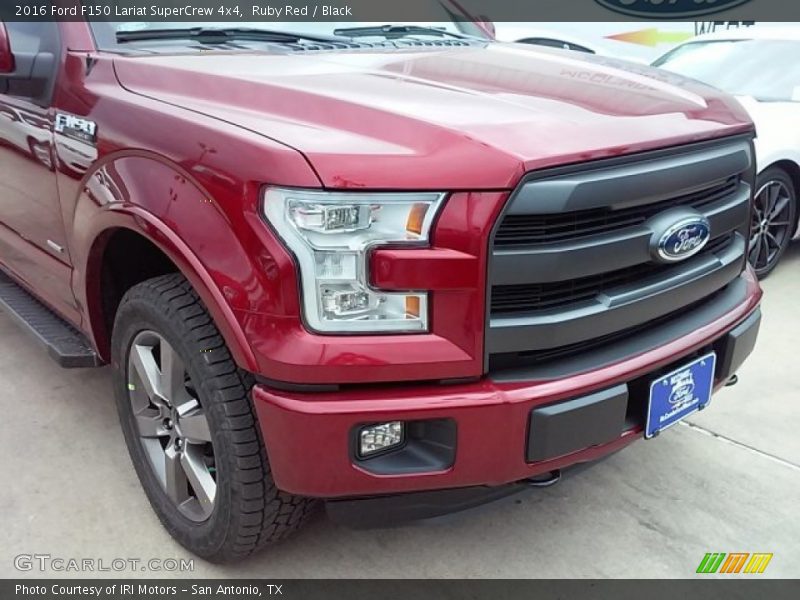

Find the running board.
[{"left": 0, "top": 270, "right": 102, "bottom": 368}]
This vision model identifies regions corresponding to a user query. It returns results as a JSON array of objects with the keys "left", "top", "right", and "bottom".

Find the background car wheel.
[
  {"left": 749, "top": 167, "right": 797, "bottom": 278},
  {"left": 111, "top": 273, "right": 316, "bottom": 562}
]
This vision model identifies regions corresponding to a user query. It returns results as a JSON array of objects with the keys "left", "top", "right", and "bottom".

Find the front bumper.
[{"left": 252, "top": 272, "right": 761, "bottom": 500}]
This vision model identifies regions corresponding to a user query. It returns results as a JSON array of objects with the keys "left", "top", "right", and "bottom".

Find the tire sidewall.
[
  {"left": 111, "top": 294, "right": 234, "bottom": 558},
  {"left": 752, "top": 167, "right": 797, "bottom": 277}
]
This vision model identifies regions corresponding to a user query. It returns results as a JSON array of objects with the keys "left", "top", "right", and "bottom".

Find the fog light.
[{"left": 358, "top": 421, "right": 404, "bottom": 457}]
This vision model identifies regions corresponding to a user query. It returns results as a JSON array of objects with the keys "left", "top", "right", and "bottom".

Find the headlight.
[{"left": 262, "top": 187, "right": 446, "bottom": 333}]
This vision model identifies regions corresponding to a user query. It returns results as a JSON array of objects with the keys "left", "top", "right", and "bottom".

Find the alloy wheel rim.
[
  {"left": 127, "top": 331, "right": 217, "bottom": 522},
  {"left": 749, "top": 180, "right": 793, "bottom": 272}
]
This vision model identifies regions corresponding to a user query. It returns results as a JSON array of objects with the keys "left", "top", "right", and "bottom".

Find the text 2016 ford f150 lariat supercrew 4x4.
[{"left": 0, "top": 19, "right": 762, "bottom": 562}]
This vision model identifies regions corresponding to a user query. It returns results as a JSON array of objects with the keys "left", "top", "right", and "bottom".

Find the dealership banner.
[
  {"left": 4, "top": 580, "right": 800, "bottom": 599},
  {"left": 6, "top": 0, "right": 800, "bottom": 21}
]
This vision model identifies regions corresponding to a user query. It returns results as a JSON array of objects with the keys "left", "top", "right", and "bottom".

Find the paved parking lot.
[{"left": 1, "top": 247, "right": 798, "bottom": 579}]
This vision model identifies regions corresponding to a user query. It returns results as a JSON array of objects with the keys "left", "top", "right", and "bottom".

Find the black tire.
[
  {"left": 749, "top": 167, "right": 797, "bottom": 278},
  {"left": 111, "top": 273, "right": 315, "bottom": 562}
]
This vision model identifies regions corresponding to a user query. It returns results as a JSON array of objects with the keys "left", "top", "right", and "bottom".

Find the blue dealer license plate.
[{"left": 646, "top": 352, "right": 716, "bottom": 439}]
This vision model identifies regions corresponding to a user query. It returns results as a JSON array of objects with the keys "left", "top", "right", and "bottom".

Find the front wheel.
[
  {"left": 749, "top": 167, "right": 797, "bottom": 278},
  {"left": 111, "top": 274, "right": 315, "bottom": 562}
]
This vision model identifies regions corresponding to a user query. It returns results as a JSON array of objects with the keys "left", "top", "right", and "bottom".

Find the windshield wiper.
[
  {"left": 116, "top": 27, "right": 342, "bottom": 45},
  {"left": 333, "top": 25, "right": 468, "bottom": 39}
]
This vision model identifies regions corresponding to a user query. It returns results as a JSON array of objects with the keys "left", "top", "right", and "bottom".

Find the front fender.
[{"left": 70, "top": 152, "right": 271, "bottom": 371}]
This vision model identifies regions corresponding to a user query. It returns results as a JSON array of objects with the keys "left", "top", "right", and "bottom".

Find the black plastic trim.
[
  {"left": 527, "top": 385, "right": 628, "bottom": 462},
  {"left": 506, "top": 139, "right": 752, "bottom": 215},
  {"left": 326, "top": 482, "right": 527, "bottom": 527},
  {"left": 0, "top": 269, "right": 101, "bottom": 368},
  {"left": 490, "top": 276, "right": 749, "bottom": 383},
  {"left": 253, "top": 375, "right": 340, "bottom": 393},
  {"left": 350, "top": 418, "right": 457, "bottom": 476},
  {"left": 716, "top": 308, "right": 761, "bottom": 380},
  {"left": 325, "top": 455, "right": 613, "bottom": 527},
  {"left": 491, "top": 185, "right": 749, "bottom": 285},
  {"left": 487, "top": 234, "right": 745, "bottom": 355}
]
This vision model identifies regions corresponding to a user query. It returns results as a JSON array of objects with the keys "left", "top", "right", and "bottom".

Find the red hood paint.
[{"left": 113, "top": 44, "right": 754, "bottom": 189}]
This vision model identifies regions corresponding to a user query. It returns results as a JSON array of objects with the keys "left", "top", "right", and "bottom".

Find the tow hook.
[
  {"left": 525, "top": 470, "right": 561, "bottom": 488},
  {"left": 725, "top": 374, "right": 739, "bottom": 387}
]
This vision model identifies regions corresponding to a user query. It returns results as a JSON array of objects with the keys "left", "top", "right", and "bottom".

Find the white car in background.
[
  {"left": 490, "top": 24, "right": 602, "bottom": 55},
  {"left": 654, "top": 28, "right": 800, "bottom": 277},
  {"left": 488, "top": 22, "right": 703, "bottom": 63}
]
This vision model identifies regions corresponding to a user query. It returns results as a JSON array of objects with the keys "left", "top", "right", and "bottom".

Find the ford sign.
[
  {"left": 656, "top": 217, "right": 712, "bottom": 263},
  {"left": 595, "top": 0, "right": 753, "bottom": 19}
]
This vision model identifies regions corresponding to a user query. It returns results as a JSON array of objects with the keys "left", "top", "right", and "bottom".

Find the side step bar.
[{"left": 0, "top": 270, "right": 102, "bottom": 368}]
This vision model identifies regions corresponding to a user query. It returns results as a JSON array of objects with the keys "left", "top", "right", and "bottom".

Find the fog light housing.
[{"left": 358, "top": 421, "right": 405, "bottom": 458}]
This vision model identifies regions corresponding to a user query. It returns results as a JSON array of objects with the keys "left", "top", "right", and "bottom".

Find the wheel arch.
[
  {"left": 83, "top": 221, "right": 257, "bottom": 372},
  {"left": 71, "top": 152, "right": 261, "bottom": 372}
]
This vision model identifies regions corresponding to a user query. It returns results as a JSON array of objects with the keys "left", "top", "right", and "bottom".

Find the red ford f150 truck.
[{"left": 0, "top": 18, "right": 762, "bottom": 562}]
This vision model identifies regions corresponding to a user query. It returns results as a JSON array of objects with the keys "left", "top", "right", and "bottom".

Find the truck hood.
[{"left": 113, "top": 44, "right": 754, "bottom": 189}]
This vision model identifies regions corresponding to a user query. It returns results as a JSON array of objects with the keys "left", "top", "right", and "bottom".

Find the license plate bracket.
[{"left": 646, "top": 352, "right": 716, "bottom": 439}]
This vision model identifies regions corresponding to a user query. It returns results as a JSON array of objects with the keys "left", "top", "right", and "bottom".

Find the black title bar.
[
  {"left": 4, "top": 580, "right": 800, "bottom": 600},
  {"left": 5, "top": 0, "right": 800, "bottom": 22}
]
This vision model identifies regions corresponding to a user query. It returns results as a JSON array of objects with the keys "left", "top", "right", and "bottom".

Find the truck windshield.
[
  {"left": 653, "top": 39, "right": 800, "bottom": 103},
  {"left": 87, "top": 1, "right": 488, "bottom": 50}
]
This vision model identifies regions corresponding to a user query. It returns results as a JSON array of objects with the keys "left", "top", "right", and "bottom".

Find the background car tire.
[
  {"left": 111, "top": 273, "right": 315, "bottom": 562},
  {"left": 749, "top": 167, "right": 797, "bottom": 278}
]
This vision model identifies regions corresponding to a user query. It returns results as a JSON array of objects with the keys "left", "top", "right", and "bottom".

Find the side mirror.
[
  {"left": 477, "top": 16, "right": 496, "bottom": 39},
  {"left": 0, "top": 23, "right": 14, "bottom": 74}
]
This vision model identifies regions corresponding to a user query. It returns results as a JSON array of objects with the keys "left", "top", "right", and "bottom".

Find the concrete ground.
[{"left": 1, "top": 247, "right": 798, "bottom": 579}]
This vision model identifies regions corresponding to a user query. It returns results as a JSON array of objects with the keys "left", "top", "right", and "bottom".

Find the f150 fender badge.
[{"left": 54, "top": 113, "right": 98, "bottom": 144}]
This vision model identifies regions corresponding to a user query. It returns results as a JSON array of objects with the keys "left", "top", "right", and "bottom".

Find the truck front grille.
[
  {"left": 486, "top": 136, "right": 754, "bottom": 372},
  {"left": 494, "top": 177, "right": 738, "bottom": 247},
  {"left": 491, "top": 234, "right": 735, "bottom": 315}
]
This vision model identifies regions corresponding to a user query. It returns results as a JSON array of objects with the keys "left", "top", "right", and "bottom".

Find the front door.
[{"left": 0, "top": 22, "right": 77, "bottom": 321}]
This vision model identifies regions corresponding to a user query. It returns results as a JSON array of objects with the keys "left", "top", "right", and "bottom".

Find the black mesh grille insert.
[
  {"left": 488, "top": 291, "right": 724, "bottom": 372},
  {"left": 494, "top": 176, "right": 739, "bottom": 247},
  {"left": 491, "top": 234, "right": 734, "bottom": 315}
]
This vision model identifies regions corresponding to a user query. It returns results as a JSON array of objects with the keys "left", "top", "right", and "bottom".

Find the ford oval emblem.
[
  {"left": 595, "top": 0, "right": 753, "bottom": 19},
  {"left": 655, "top": 217, "right": 711, "bottom": 263}
]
